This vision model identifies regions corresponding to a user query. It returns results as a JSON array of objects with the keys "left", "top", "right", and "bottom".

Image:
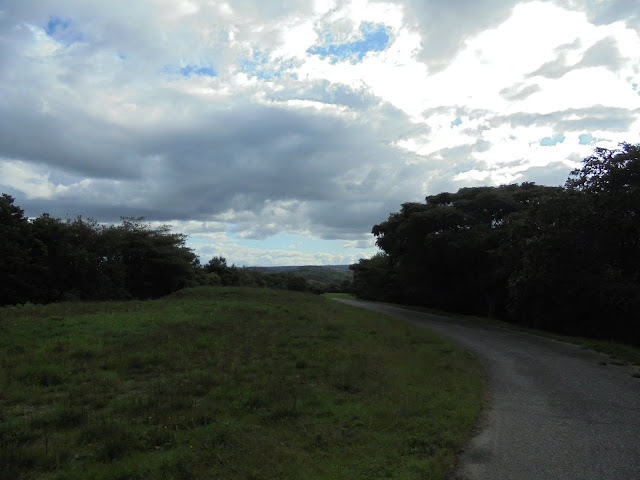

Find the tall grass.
[{"left": 0, "top": 287, "right": 485, "bottom": 479}]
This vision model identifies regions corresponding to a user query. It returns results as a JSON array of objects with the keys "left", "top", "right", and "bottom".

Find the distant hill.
[
  {"left": 252, "top": 265, "right": 353, "bottom": 288},
  {"left": 255, "top": 265, "right": 351, "bottom": 272}
]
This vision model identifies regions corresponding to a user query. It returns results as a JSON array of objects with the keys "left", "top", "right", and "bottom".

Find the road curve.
[{"left": 333, "top": 298, "right": 640, "bottom": 480}]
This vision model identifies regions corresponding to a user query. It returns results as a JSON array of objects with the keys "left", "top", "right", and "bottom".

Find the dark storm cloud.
[
  {"left": 0, "top": 100, "right": 138, "bottom": 179},
  {"left": 144, "top": 103, "right": 424, "bottom": 237},
  {"left": 7, "top": 95, "right": 424, "bottom": 239},
  {"left": 304, "top": 161, "right": 427, "bottom": 238}
]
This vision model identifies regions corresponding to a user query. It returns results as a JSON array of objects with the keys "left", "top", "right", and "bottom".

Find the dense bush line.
[
  {"left": 0, "top": 207, "right": 200, "bottom": 305},
  {"left": 199, "top": 256, "right": 340, "bottom": 293},
  {"left": 351, "top": 144, "right": 640, "bottom": 345},
  {"left": 0, "top": 201, "right": 349, "bottom": 305}
]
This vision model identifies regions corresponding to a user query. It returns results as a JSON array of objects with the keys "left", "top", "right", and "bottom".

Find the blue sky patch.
[
  {"left": 539, "top": 134, "right": 565, "bottom": 146},
  {"left": 578, "top": 133, "right": 594, "bottom": 145},
  {"left": 44, "top": 16, "right": 82, "bottom": 45},
  {"left": 46, "top": 16, "right": 70, "bottom": 36},
  {"left": 239, "top": 51, "right": 282, "bottom": 80},
  {"left": 308, "top": 23, "right": 390, "bottom": 62},
  {"left": 180, "top": 64, "right": 216, "bottom": 77},
  {"left": 451, "top": 117, "right": 463, "bottom": 127},
  {"left": 163, "top": 64, "right": 217, "bottom": 78}
]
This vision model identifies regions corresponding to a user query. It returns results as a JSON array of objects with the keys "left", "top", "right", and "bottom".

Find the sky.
[{"left": 1, "top": 0, "right": 639, "bottom": 266}]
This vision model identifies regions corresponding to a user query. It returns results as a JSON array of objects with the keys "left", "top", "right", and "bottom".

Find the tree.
[
  {"left": 566, "top": 143, "right": 640, "bottom": 282},
  {"left": 350, "top": 253, "right": 395, "bottom": 301},
  {"left": 566, "top": 144, "right": 640, "bottom": 340},
  {"left": 369, "top": 184, "right": 559, "bottom": 315},
  {"left": 110, "top": 218, "right": 198, "bottom": 298},
  {"left": 353, "top": 144, "right": 640, "bottom": 344},
  {"left": 502, "top": 144, "right": 640, "bottom": 342},
  {"left": 501, "top": 189, "right": 595, "bottom": 332},
  {"left": 0, "top": 194, "right": 31, "bottom": 305}
]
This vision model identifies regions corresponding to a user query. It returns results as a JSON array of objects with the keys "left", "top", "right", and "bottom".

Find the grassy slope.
[{"left": 0, "top": 287, "right": 485, "bottom": 480}]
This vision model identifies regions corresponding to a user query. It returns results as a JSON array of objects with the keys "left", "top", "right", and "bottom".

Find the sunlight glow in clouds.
[{"left": 1, "top": 0, "right": 639, "bottom": 265}]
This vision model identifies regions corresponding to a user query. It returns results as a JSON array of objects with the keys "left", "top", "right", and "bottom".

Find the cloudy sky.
[{"left": 1, "top": 0, "right": 639, "bottom": 266}]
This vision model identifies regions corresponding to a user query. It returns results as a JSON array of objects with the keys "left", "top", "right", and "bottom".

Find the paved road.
[{"left": 334, "top": 299, "right": 640, "bottom": 480}]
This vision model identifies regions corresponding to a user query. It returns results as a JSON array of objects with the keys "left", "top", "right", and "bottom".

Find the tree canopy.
[
  {"left": 352, "top": 144, "right": 640, "bottom": 345},
  {"left": 0, "top": 201, "right": 349, "bottom": 306},
  {"left": 0, "top": 208, "right": 199, "bottom": 304}
]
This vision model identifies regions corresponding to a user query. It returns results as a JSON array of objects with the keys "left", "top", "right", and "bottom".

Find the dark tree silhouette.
[{"left": 351, "top": 144, "right": 640, "bottom": 344}]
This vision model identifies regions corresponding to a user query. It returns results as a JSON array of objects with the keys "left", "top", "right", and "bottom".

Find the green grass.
[
  {"left": 0, "top": 287, "right": 485, "bottom": 479},
  {"left": 322, "top": 293, "right": 355, "bottom": 300}
]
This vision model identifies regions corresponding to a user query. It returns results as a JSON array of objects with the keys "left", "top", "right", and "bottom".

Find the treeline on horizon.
[
  {"left": 0, "top": 201, "right": 351, "bottom": 307},
  {"left": 350, "top": 143, "right": 640, "bottom": 346}
]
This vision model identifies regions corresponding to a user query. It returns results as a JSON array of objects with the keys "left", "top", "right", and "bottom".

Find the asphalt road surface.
[{"left": 334, "top": 299, "right": 640, "bottom": 480}]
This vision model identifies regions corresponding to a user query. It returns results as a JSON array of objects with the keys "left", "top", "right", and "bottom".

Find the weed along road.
[{"left": 334, "top": 298, "right": 640, "bottom": 480}]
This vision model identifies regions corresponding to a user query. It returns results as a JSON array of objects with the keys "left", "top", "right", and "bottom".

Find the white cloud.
[
  {"left": 1, "top": 0, "right": 639, "bottom": 265},
  {"left": 386, "top": 0, "right": 640, "bottom": 189},
  {"left": 0, "top": 159, "right": 70, "bottom": 199},
  {"left": 191, "top": 234, "right": 370, "bottom": 266}
]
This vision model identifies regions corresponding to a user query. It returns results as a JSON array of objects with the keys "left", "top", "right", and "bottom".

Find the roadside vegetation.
[
  {"left": 389, "top": 302, "right": 640, "bottom": 368},
  {"left": 332, "top": 294, "right": 640, "bottom": 379},
  {"left": 0, "top": 287, "right": 485, "bottom": 479},
  {"left": 351, "top": 144, "right": 640, "bottom": 346}
]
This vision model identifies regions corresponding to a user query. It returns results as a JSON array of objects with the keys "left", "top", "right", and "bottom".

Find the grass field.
[{"left": 0, "top": 287, "right": 485, "bottom": 479}]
